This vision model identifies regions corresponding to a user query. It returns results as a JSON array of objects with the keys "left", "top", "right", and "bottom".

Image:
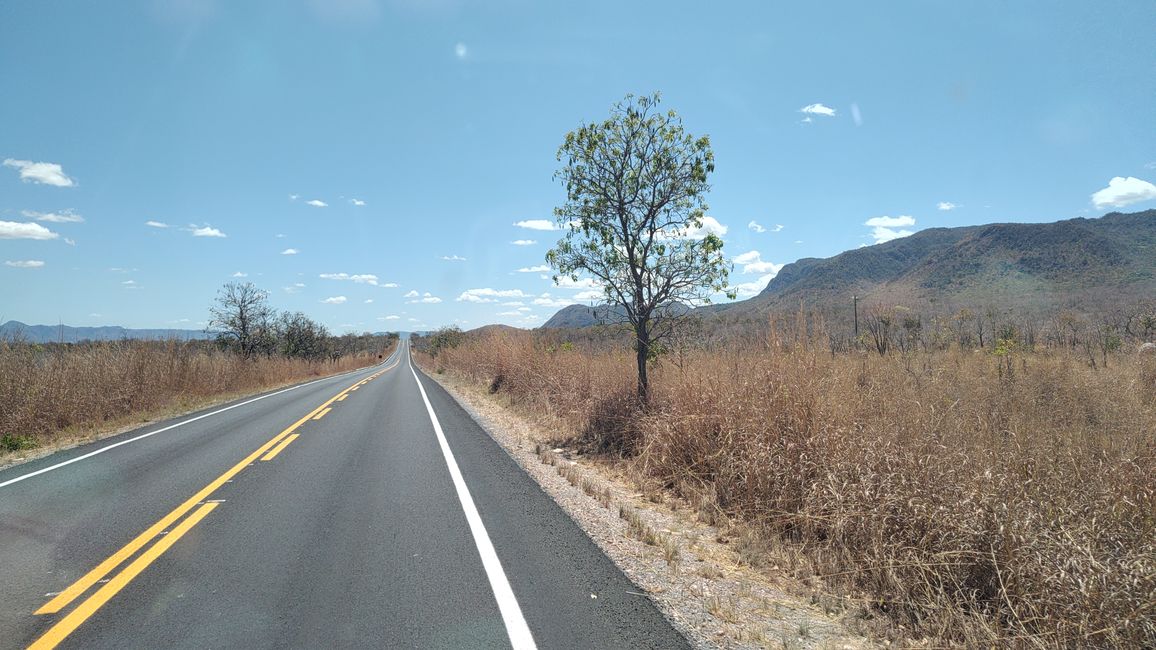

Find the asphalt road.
[{"left": 0, "top": 340, "right": 689, "bottom": 649}]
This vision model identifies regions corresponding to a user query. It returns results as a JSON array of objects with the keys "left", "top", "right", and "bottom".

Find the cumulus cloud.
[
  {"left": 281, "top": 248, "right": 299, "bottom": 255},
  {"left": 145, "top": 220, "right": 169, "bottom": 228},
  {"left": 511, "top": 239, "right": 537, "bottom": 246},
  {"left": 289, "top": 194, "right": 299, "bottom": 201},
  {"left": 23, "top": 209, "right": 83, "bottom": 223},
  {"left": 553, "top": 275, "right": 600, "bottom": 290},
  {"left": 404, "top": 290, "right": 420, "bottom": 298},
  {"left": 457, "top": 288, "right": 531, "bottom": 303},
  {"left": 378, "top": 282, "right": 399, "bottom": 288},
  {"left": 321, "top": 296, "right": 347, "bottom": 304},
  {"left": 799, "top": 103, "right": 837, "bottom": 117},
  {"left": 513, "top": 219, "right": 556, "bottom": 230},
  {"left": 732, "top": 250, "right": 784, "bottom": 275},
  {"left": 305, "top": 199, "right": 327, "bottom": 208},
  {"left": 455, "top": 42, "right": 468, "bottom": 59},
  {"left": 864, "top": 215, "right": 916, "bottom": 244},
  {"left": 283, "top": 283, "right": 306, "bottom": 294},
  {"left": 747, "top": 220, "right": 766, "bottom": 233},
  {"left": 364, "top": 298, "right": 374, "bottom": 304},
  {"left": 0, "top": 221, "right": 59, "bottom": 240},
  {"left": 1091, "top": 176, "right": 1156, "bottom": 209},
  {"left": 517, "top": 264, "right": 550, "bottom": 273},
  {"left": 732, "top": 273, "right": 776, "bottom": 298},
  {"left": 409, "top": 294, "right": 442, "bottom": 304},
  {"left": 496, "top": 311, "right": 522, "bottom": 317},
  {"left": 532, "top": 295, "right": 573, "bottom": 308},
  {"left": 5, "top": 260, "right": 44, "bottom": 268},
  {"left": 670, "top": 215, "right": 728, "bottom": 240},
  {"left": 441, "top": 254, "right": 467, "bottom": 261},
  {"left": 380, "top": 315, "right": 400, "bottom": 320},
  {"left": 349, "top": 198, "right": 366, "bottom": 206},
  {"left": 3, "top": 158, "right": 75, "bottom": 186},
  {"left": 320, "top": 272, "right": 380, "bottom": 285},
  {"left": 232, "top": 271, "right": 248, "bottom": 278},
  {"left": 190, "top": 225, "right": 226, "bottom": 238},
  {"left": 937, "top": 202, "right": 959, "bottom": 211}
]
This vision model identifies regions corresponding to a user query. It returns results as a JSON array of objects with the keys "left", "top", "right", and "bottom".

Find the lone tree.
[
  {"left": 547, "top": 93, "right": 731, "bottom": 404},
  {"left": 208, "top": 282, "right": 276, "bottom": 358}
]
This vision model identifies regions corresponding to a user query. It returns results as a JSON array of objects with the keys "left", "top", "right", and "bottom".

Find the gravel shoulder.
[{"left": 426, "top": 369, "right": 878, "bottom": 650}]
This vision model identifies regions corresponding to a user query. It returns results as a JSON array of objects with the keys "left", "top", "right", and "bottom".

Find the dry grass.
[
  {"left": 0, "top": 339, "right": 392, "bottom": 456},
  {"left": 421, "top": 328, "right": 1156, "bottom": 647}
]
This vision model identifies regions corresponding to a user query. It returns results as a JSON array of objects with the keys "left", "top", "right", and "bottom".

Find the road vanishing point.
[{"left": 0, "top": 340, "right": 689, "bottom": 649}]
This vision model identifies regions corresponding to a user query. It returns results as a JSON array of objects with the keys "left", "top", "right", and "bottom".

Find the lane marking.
[
  {"left": 407, "top": 348, "right": 537, "bottom": 650},
  {"left": 28, "top": 502, "right": 220, "bottom": 650},
  {"left": 259, "top": 434, "right": 299, "bottom": 461},
  {"left": 312, "top": 408, "right": 332, "bottom": 421},
  {"left": 337, "top": 395, "right": 348, "bottom": 402},
  {"left": 34, "top": 371, "right": 371, "bottom": 615},
  {"left": 0, "top": 353, "right": 398, "bottom": 490}
]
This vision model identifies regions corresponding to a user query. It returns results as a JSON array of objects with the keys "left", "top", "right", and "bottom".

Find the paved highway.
[{"left": 0, "top": 340, "right": 689, "bottom": 649}]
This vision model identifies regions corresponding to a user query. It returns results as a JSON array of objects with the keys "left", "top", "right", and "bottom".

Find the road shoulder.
[{"left": 424, "top": 369, "right": 876, "bottom": 650}]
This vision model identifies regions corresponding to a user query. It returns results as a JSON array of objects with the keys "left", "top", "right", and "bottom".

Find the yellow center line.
[
  {"left": 336, "top": 395, "right": 348, "bottom": 402},
  {"left": 34, "top": 371, "right": 368, "bottom": 616},
  {"left": 29, "top": 502, "right": 221, "bottom": 650},
  {"left": 259, "top": 434, "right": 299, "bottom": 462},
  {"left": 311, "top": 408, "right": 332, "bottom": 421}
]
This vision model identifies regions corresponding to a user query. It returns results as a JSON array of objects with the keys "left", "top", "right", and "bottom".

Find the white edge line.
[
  {"left": 0, "top": 347, "right": 401, "bottom": 490},
  {"left": 407, "top": 344, "right": 537, "bottom": 650}
]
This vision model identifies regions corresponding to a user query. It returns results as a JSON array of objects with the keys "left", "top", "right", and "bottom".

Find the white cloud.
[
  {"left": 145, "top": 220, "right": 169, "bottom": 228},
  {"left": 1145, "top": 162, "right": 1156, "bottom": 170},
  {"left": 513, "top": 219, "right": 556, "bottom": 230},
  {"left": 0, "top": 221, "right": 59, "bottom": 240},
  {"left": 801, "top": 117, "right": 812, "bottom": 124},
  {"left": 3, "top": 158, "right": 75, "bottom": 187},
  {"left": 1091, "top": 176, "right": 1156, "bottom": 209},
  {"left": 501, "top": 301, "right": 524, "bottom": 307},
  {"left": 496, "top": 311, "right": 522, "bottom": 317},
  {"left": 553, "top": 275, "right": 600, "bottom": 290},
  {"left": 5, "top": 260, "right": 44, "bottom": 268},
  {"left": 864, "top": 215, "right": 916, "bottom": 244},
  {"left": 404, "top": 290, "right": 420, "bottom": 298},
  {"left": 455, "top": 42, "right": 468, "bottom": 59},
  {"left": 937, "top": 202, "right": 959, "bottom": 211},
  {"left": 441, "top": 254, "right": 467, "bottom": 261},
  {"left": 517, "top": 264, "right": 550, "bottom": 273},
  {"left": 799, "top": 103, "right": 837, "bottom": 117},
  {"left": 283, "top": 283, "right": 306, "bottom": 294},
  {"left": 320, "top": 272, "right": 380, "bottom": 285},
  {"left": 232, "top": 271, "right": 248, "bottom": 278},
  {"left": 364, "top": 298, "right": 374, "bottom": 304},
  {"left": 305, "top": 199, "right": 327, "bottom": 208},
  {"left": 511, "top": 239, "right": 537, "bottom": 246},
  {"left": 573, "top": 289, "right": 603, "bottom": 302},
  {"left": 533, "top": 296, "right": 573, "bottom": 308},
  {"left": 732, "top": 273, "right": 776, "bottom": 298},
  {"left": 349, "top": 198, "right": 366, "bottom": 206},
  {"left": 457, "top": 288, "right": 531, "bottom": 303},
  {"left": 190, "top": 225, "right": 226, "bottom": 238},
  {"left": 732, "top": 250, "right": 784, "bottom": 275},
  {"left": 380, "top": 315, "right": 400, "bottom": 320},
  {"left": 23, "top": 209, "right": 83, "bottom": 223},
  {"left": 321, "top": 296, "right": 347, "bottom": 304},
  {"left": 281, "top": 248, "right": 299, "bottom": 255},
  {"left": 670, "top": 215, "right": 728, "bottom": 240},
  {"left": 408, "top": 293, "right": 442, "bottom": 304},
  {"left": 378, "top": 282, "right": 399, "bottom": 288},
  {"left": 289, "top": 194, "right": 299, "bottom": 201},
  {"left": 747, "top": 220, "right": 766, "bottom": 233}
]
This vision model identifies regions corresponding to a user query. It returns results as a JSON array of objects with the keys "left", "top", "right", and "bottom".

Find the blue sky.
[{"left": 2, "top": 1, "right": 1154, "bottom": 332}]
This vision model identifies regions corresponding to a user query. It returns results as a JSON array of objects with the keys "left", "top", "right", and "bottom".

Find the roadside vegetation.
[
  {"left": 0, "top": 282, "right": 396, "bottom": 459},
  {"left": 414, "top": 311, "right": 1156, "bottom": 647}
]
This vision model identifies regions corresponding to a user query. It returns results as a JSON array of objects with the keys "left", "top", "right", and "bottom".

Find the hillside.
[
  {"left": 0, "top": 321, "right": 213, "bottom": 344},
  {"left": 541, "top": 209, "right": 1156, "bottom": 328}
]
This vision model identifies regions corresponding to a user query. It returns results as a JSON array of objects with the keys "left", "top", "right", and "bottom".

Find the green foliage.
[
  {"left": 1, "top": 433, "right": 37, "bottom": 452},
  {"left": 546, "top": 92, "right": 732, "bottom": 401},
  {"left": 427, "top": 326, "right": 464, "bottom": 358}
]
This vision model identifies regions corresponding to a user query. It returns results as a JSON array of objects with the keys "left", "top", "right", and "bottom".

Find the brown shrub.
[{"left": 421, "top": 329, "right": 1155, "bottom": 647}]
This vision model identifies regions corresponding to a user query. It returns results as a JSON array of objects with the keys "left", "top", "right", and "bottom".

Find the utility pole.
[{"left": 853, "top": 295, "right": 859, "bottom": 340}]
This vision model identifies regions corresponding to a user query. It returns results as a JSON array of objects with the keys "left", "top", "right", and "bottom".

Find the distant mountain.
[
  {"left": 541, "top": 303, "right": 691, "bottom": 329},
  {"left": 745, "top": 209, "right": 1156, "bottom": 315},
  {"left": 0, "top": 321, "right": 213, "bottom": 344},
  {"left": 541, "top": 210, "right": 1156, "bottom": 327}
]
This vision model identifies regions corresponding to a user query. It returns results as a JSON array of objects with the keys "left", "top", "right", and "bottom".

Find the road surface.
[{"left": 0, "top": 340, "right": 689, "bottom": 649}]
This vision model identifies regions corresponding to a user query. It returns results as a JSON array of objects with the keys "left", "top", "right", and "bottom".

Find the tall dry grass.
[
  {"left": 421, "top": 329, "right": 1155, "bottom": 647},
  {"left": 0, "top": 339, "right": 392, "bottom": 453}
]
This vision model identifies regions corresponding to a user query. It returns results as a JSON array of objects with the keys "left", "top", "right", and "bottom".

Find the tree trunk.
[{"left": 635, "top": 331, "right": 650, "bottom": 406}]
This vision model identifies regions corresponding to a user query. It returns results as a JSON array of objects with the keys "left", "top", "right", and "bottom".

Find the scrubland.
[
  {"left": 419, "top": 325, "right": 1155, "bottom": 647},
  {"left": 0, "top": 338, "right": 394, "bottom": 457}
]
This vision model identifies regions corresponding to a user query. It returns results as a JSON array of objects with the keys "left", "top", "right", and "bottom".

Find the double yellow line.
[{"left": 29, "top": 355, "right": 400, "bottom": 649}]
